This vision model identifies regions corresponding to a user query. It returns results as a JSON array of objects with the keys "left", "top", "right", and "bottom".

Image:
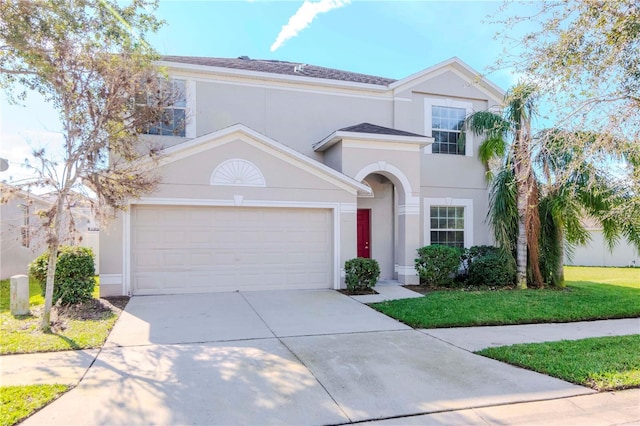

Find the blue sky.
[{"left": 0, "top": 0, "right": 533, "bottom": 183}]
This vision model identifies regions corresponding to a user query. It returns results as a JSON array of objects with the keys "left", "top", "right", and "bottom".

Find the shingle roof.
[
  {"left": 338, "top": 123, "right": 425, "bottom": 137},
  {"left": 161, "top": 56, "right": 397, "bottom": 86}
]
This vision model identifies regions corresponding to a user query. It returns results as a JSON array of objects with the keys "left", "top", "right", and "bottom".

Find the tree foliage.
[
  {"left": 494, "top": 0, "right": 640, "bottom": 215},
  {"left": 0, "top": 0, "right": 171, "bottom": 330}
]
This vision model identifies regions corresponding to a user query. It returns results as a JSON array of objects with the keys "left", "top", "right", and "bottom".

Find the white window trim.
[
  {"left": 424, "top": 98, "right": 474, "bottom": 157},
  {"left": 423, "top": 197, "right": 473, "bottom": 248}
]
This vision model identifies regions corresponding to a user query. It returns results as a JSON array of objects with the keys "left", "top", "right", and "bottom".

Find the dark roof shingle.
[
  {"left": 338, "top": 123, "right": 425, "bottom": 137},
  {"left": 161, "top": 56, "right": 396, "bottom": 86}
]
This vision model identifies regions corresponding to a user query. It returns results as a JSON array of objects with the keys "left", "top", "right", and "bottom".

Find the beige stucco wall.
[
  {"left": 99, "top": 132, "right": 360, "bottom": 296},
  {"left": 420, "top": 186, "right": 492, "bottom": 248},
  {"left": 194, "top": 81, "right": 392, "bottom": 160},
  {"left": 567, "top": 231, "right": 640, "bottom": 267}
]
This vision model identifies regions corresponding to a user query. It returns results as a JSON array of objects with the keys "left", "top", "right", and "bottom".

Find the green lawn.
[
  {"left": 0, "top": 276, "right": 121, "bottom": 355},
  {"left": 0, "top": 384, "right": 69, "bottom": 426},
  {"left": 371, "top": 266, "right": 640, "bottom": 328},
  {"left": 477, "top": 335, "right": 640, "bottom": 391}
]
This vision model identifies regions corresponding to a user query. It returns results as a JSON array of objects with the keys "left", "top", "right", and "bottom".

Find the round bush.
[
  {"left": 467, "top": 251, "right": 516, "bottom": 287},
  {"left": 29, "top": 246, "right": 96, "bottom": 305},
  {"left": 414, "top": 245, "right": 462, "bottom": 287},
  {"left": 460, "top": 245, "right": 503, "bottom": 278},
  {"left": 344, "top": 258, "right": 380, "bottom": 291}
]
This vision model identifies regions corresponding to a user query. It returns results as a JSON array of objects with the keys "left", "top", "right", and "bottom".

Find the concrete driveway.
[{"left": 24, "top": 290, "right": 593, "bottom": 425}]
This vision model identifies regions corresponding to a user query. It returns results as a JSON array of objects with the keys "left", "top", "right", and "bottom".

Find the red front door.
[{"left": 357, "top": 209, "right": 371, "bottom": 258}]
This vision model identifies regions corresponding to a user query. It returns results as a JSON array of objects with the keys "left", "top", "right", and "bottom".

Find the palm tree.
[
  {"left": 465, "top": 83, "right": 543, "bottom": 289},
  {"left": 535, "top": 129, "right": 640, "bottom": 286}
]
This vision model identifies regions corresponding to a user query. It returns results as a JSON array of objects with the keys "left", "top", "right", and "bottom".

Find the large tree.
[
  {"left": 495, "top": 0, "right": 640, "bottom": 212},
  {"left": 535, "top": 130, "right": 640, "bottom": 286},
  {"left": 0, "top": 0, "right": 173, "bottom": 331}
]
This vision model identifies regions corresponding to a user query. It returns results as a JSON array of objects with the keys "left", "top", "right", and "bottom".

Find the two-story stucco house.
[{"left": 99, "top": 56, "right": 504, "bottom": 297}]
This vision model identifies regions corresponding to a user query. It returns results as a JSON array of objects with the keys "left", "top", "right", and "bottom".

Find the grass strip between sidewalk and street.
[
  {"left": 0, "top": 384, "right": 69, "bottom": 426},
  {"left": 476, "top": 335, "right": 640, "bottom": 391},
  {"left": 371, "top": 267, "right": 640, "bottom": 328}
]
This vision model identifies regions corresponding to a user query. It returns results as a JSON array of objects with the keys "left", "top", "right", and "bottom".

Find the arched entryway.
[
  {"left": 354, "top": 162, "right": 420, "bottom": 284},
  {"left": 357, "top": 174, "right": 397, "bottom": 280}
]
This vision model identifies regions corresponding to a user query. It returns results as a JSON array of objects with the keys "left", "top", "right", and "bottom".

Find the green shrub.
[
  {"left": 29, "top": 246, "right": 95, "bottom": 305},
  {"left": 415, "top": 245, "right": 462, "bottom": 287},
  {"left": 467, "top": 250, "right": 516, "bottom": 287},
  {"left": 344, "top": 258, "right": 380, "bottom": 291},
  {"left": 460, "top": 245, "right": 503, "bottom": 277}
]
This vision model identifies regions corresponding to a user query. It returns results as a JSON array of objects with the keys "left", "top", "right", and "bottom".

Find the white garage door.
[{"left": 131, "top": 205, "right": 333, "bottom": 295}]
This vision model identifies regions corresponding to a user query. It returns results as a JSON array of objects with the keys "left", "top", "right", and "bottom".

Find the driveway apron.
[{"left": 24, "top": 290, "right": 594, "bottom": 425}]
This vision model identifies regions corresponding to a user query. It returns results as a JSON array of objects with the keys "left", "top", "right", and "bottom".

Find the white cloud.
[{"left": 270, "top": 0, "right": 350, "bottom": 52}]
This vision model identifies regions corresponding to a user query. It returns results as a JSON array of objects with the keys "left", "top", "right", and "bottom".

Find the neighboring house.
[
  {"left": 0, "top": 184, "right": 100, "bottom": 279},
  {"left": 0, "top": 186, "right": 51, "bottom": 279},
  {"left": 99, "top": 56, "right": 504, "bottom": 297},
  {"left": 566, "top": 218, "right": 639, "bottom": 267}
]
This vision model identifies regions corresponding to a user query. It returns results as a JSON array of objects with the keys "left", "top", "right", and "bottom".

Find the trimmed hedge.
[
  {"left": 345, "top": 258, "right": 380, "bottom": 291},
  {"left": 467, "top": 250, "right": 516, "bottom": 287},
  {"left": 29, "top": 246, "right": 95, "bottom": 305},
  {"left": 415, "top": 245, "right": 462, "bottom": 287}
]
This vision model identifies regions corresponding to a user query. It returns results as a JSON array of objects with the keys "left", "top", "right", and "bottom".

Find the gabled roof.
[
  {"left": 314, "top": 123, "right": 432, "bottom": 152},
  {"left": 161, "top": 56, "right": 396, "bottom": 86},
  {"left": 156, "top": 124, "right": 371, "bottom": 194},
  {"left": 338, "top": 123, "right": 425, "bottom": 137},
  {"left": 390, "top": 57, "right": 505, "bottom": 104}
]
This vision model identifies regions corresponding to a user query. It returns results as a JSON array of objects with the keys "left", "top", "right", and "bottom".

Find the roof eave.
[
  {"left": 314, "top": 131, "right": 433, "bottom": 152},
  {"left": 157, "top": 60, "right": 392, "bottom": 93},
  {"left": 389, "top": 57, "right": 505, "bottom": 104}
]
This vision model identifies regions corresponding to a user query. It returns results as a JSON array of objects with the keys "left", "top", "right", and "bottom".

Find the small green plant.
[
  {"left": 467, "top": 250, "right": 516, "bottom": 287},
  {"left": 29, "top": 246, "right": 95, "bottom": 305},
  {"left": 460, "top": 245, "right": 502, "bottom": 277},
  {"left": 344, "top": 258, "right": 380, "bottom": 291},
  {"left": 415, "top": 245, "right": 462, "bottom": 287}
]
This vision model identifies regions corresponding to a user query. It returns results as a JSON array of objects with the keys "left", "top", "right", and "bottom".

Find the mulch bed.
[
  {"left": 402, "top": 285, "right": 434, "bottom": 295},
  {"left": 337, "top": 288, "right": 379, "bottom": 296}
]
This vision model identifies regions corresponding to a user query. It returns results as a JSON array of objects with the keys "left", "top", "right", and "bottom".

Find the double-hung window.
[
  {"left": 430, "top": 206, "right": 464, "bottom": 248},
  {"left": 431, "top": 106, "right": 466, "bottom": 155},
  {"left": 424, "top": 198, "right": 473, "bottom": 248},
  {"left": 139, "top": 79, "right": 186, "bottom": 137},
  {"left": 424, "top": 98, "right": 473, "bottom": 157}
]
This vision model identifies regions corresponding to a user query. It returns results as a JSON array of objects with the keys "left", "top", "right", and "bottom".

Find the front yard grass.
[
  {"left": 477, "top": 335, "right": 640, "bottom": 391},
  {"left": 0, "top": 277, "right": 126, "bottom": 355},
  {"left": 0, "top": 384, "right": 69, "bottom": 426},
  {"left": 371, "top": 266, "right": 640, "bottom": 328}
]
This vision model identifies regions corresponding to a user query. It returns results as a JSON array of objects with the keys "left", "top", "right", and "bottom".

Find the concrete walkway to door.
[{"left": 9, "top": 290, "right": 640, "bottom": 425}]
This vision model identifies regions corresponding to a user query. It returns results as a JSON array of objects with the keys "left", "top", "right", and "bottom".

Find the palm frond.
[{"left": 488, "top": 167, "right": 519, "bottom": 252}]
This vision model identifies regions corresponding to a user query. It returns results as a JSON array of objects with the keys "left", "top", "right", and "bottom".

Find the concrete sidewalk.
[{"left": 361, "top": 388, "right": 640, "bottom": 426}]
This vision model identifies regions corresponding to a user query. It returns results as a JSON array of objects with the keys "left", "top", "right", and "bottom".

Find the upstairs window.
[
  {"left": 424, "top": 98, "right": 473, "bottom": 157},
  {"left": 431, "top": 106, "right": 466, "bottom": 155},
  {"left": 138, "top": 79, "right": 186, "bottom": 137}
]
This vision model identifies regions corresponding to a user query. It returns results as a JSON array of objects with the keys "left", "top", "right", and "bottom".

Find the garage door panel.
[{"left": 131, "top": 206, "right": 333, "bottom": 294}]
